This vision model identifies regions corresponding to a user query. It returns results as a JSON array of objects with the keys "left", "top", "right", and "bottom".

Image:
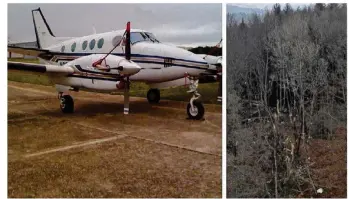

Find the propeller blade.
[
  {"left": 124, "top": 77, "right": 130, "bottom": 115},
  {"left": 125, "top": 21, "right": 131, "bottom": 60},
  {"left": 124, "top": 22, "right": 131, "bottom": 115}
]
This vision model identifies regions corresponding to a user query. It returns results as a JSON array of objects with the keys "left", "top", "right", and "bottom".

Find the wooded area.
[
  {"left": 189, "top": 46, "right": 222, "bottom": 56},
  {"left": 227, "top": 3, "right": 346, "bottom": 198}
]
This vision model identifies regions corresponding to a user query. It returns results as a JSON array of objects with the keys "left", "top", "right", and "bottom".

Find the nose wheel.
[
  {"left": 186, "top": 77, "right": 205, "bottom": 120},
  {"left": 59, "top": 93, "right": 74, "bottom": 113},
  {"left": 187, "top": 99, "right": 205, "bottom": 120}
]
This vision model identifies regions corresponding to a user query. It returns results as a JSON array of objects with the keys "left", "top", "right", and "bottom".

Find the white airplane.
[{"left": 8, "top": 8, "right": 222, "bottom": 120}]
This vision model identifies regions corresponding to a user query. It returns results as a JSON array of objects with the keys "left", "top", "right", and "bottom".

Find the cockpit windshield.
[{"left": 130, "top": 32, "right": 160, "bottom": 44}]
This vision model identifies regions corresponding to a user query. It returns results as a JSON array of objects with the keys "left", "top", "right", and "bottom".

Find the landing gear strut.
[
  {"left": 147, "top": 88, "right": 160, "bottom": 104},
  {"left": 186, "top": 77, "right": 205, "bottom": 120},
  {"left": 58, "top": 92, "right": 74, "bottom": 113}
]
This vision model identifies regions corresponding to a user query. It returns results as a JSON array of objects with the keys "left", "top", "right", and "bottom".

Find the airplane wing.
[
  {"left": 8, "top": 45, "right": 71, "bottom": 76},
  {"left": 8, "top": 61, "right": 74, "bottom": 75}
]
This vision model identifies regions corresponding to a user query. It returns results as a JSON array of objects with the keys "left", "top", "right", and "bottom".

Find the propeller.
[
  {"left": 91, "top": 22, "right": 134, "bottom": 115},
  {"left": 123, "top": 21, "right": 131, "bottom": 115}
]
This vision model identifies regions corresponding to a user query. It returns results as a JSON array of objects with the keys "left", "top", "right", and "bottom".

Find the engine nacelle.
[{"left": 64, "top": 54, "right": 141, "bottom": 76}]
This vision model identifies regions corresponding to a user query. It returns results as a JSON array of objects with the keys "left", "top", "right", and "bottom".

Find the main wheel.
[
  {"left": 60, "top": 95, "right": 74, "bottom": 113},
  {"left": 147, "top": 89, "right": 160, "bottom": 104},
  {"left": 187, "top": 100, "right": 205, "bottom": 120}
]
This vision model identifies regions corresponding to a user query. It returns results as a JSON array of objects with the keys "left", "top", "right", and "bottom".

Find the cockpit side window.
[
  {"left": 144, "top": 32, "right": 160, "bottom": 43},
  {"left": 130, "top": 32, "right": 147, "bottom": 44}
]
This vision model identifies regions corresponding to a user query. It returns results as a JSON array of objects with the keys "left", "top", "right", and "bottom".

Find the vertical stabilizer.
[{"left": 32, "top": 8, "right": 59, "bottom": 49}]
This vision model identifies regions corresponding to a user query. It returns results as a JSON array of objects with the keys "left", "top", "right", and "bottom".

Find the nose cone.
[
  {"left": 163, "top": 44, "right": 209, "bottom": 65},
  {"left": 119, "top": 60, "right": 141, "bottom": 75},
  {"left": 163, "top": 45, "right": 211, "bottom": 75},
  {"left": 197, "top": 54, "right": 222, "bottom": 65},
  {"left": 196, "top": 54, "right": 222, "bottom": 73}
]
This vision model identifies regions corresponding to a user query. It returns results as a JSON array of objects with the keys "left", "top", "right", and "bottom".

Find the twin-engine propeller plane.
[{"left": 8, "top": 8, "right": 222, "bottom": 120}]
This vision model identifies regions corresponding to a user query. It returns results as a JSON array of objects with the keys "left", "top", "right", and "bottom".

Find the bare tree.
[{"left": 227, "top": 4, "right": 346, "bottom": 198}]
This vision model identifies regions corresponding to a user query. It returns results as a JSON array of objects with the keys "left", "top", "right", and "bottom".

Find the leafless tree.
[{"left": 227, "top": 4, "right": 346, "bottom": 198}]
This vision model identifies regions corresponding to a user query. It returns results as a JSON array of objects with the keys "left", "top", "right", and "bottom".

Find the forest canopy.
[
  {"left": 227, "top": 3, "right": 346, "bottom": 198},
  {"left": 188, "top": 46, "right": 222, "bottom": 56}
]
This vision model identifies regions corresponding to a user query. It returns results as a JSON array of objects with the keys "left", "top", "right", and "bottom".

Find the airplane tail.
[{"left": 32, "top": 8, "right": 69, "bottom": 49}]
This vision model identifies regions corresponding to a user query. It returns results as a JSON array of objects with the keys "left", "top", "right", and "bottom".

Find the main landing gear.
[
  {"left": 58, "top": 92, "right": 74, "bottom": 113},
  {"left": 186, "top": 77, "right": 205, "bottom": 120},
  {"left": 147, "top": 88, "right": 160, "bottom": 103},
  {"left": 146, "top": 78, "right": 205, "bottom": 120}
]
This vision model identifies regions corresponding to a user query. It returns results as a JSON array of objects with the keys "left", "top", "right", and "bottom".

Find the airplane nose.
[
  {"left": 166, "top": 45, "right": 210, "bottom": 69},
  {"left": 119, "top": 60, "right": 141, "bottom": 75},
  {"left": 189, "top": 54, "right": 210, "bottom": 69}
]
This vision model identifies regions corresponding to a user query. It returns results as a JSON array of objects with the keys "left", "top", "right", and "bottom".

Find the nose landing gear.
[{"left": 186, "top": 77, "right": 205, "bottom": 120}]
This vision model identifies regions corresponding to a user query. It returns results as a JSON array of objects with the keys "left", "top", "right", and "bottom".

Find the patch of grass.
[
  {"left": 7, "top": 58, "right": 220, "bottom": 104},
  {"left": 8, "top": 59, "right": 51, "bottom": 85},
  {"left": 8, "top": 70, "right": 52, "bottom": 86},
  {"left": 8, "top": 58, "right": 39, "bottom": 63}
]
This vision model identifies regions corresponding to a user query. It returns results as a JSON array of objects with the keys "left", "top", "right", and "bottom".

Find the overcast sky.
[{"left": 8, "top": 3, "right": 222, "bottom": 47}]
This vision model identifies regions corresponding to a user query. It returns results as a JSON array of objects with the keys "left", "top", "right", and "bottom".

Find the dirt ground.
[
  {"left": 306, "top": 127, "right": 347, "bottom": 198},
  {"left": 7, "top": 81, "right": 222, "bottom": 198}
]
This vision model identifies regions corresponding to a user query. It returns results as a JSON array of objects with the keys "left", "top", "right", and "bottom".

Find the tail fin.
[{"left": 32, "top": 8, "right": 59, "bottom": 49}]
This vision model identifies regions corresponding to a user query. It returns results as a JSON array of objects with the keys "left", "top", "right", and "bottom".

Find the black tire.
[
  {"left": 60, "top": 95, "right": 74, "bottom": 113},
  {"left": 147, "top": 89, "right": 160, "bottom": 104},
  {"left": 187, "top": 100, "right": 205, "bottom": 120}
]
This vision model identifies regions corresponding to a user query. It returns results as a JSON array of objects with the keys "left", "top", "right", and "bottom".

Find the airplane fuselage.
[
  {"left": 40, "top": 29, "right": 211, "bottom": 91},
  {"left": 8, "top": 8, "right": 219, "bottom": 119}
]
